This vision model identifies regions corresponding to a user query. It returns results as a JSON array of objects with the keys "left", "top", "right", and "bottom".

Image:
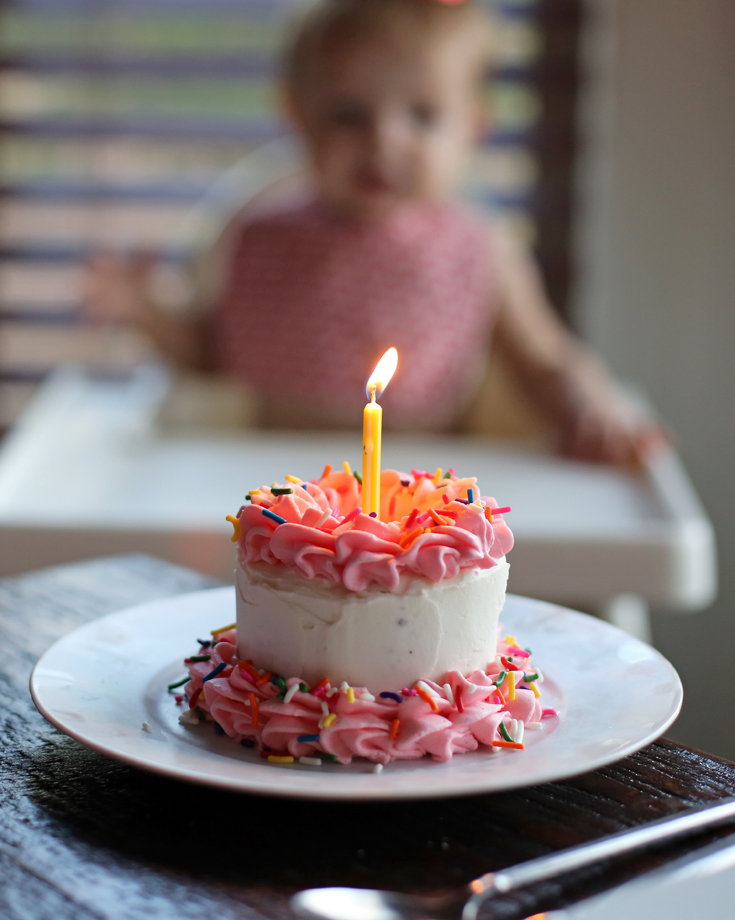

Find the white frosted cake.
[
  {"left": 236, "top": 559, "right": 509, "bottom": 691},
  {"left": 178, "top": 465, "right": 551, "bottom": 765}
]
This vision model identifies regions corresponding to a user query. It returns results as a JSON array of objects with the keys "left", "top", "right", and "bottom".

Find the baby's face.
[{"left": 290, "top": 34, "right": 482, "bottom": 219}]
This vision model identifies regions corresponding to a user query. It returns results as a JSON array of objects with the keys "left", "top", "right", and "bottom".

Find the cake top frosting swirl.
[{"left": 233, "top": 466, "right": 513, "bottom": 592}]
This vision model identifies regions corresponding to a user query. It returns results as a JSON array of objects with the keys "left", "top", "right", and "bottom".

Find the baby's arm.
[
  {"left": 81, "top": 251, "right": 214, "bottom": 371},
  {"left": 490, "top": 220, "right": 665, "bottom": 465}
]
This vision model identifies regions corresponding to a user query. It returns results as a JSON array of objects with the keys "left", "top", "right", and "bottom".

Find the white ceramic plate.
[{"left": 30, "top": 589, "right": 682, "bottom": 801}]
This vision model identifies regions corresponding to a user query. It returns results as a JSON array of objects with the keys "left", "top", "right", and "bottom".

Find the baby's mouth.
[{"left": 354, "top": 168, "right": 394, "bottom": 195}]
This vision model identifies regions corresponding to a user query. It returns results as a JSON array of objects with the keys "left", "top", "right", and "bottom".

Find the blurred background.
[{"left": 0, "top": 0, "right": 732, "bottom": 755}]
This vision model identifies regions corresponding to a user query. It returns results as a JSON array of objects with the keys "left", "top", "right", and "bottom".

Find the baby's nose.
[{"left": 367, "top": 112, "right": 411, "bottom": 159}]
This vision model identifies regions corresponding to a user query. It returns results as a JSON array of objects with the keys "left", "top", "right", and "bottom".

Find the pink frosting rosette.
[
  {"left": 235, "top": 467, "right": 513, "bottom": 591},
  {"left": 180, "top": 630, "right": 548, "bottom": 765}
]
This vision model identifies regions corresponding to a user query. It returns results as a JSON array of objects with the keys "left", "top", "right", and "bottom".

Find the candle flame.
[{"left": 366, "top": 347, "right": 398, "bottom": 401}]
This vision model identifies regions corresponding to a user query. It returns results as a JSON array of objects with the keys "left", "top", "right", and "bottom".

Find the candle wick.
[{"left": 369, "top": 385, "right": 377, "bottom": 404}]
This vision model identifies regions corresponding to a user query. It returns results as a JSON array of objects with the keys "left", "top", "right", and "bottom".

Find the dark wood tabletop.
[{"left": 2, "top": 554, "right": 735, "bottom": 920}]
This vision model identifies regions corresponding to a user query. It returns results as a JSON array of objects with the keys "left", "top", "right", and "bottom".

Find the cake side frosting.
[
  {"left": 236, "top": 559, "right": 510, "bottom": 688},
  {"left": 234, "top": 467, "right": 513, "bottom": 592}
]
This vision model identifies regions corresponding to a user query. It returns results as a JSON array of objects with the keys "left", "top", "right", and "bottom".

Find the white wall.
[{"left": 576, "top": 0, "right": 735, "bottom": 756}]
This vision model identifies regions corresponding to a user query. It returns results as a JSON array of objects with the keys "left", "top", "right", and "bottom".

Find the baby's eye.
[
  {"left": 326, "top": 101, "right": 368, "bottom": 128},
  {"left": 410, "top": 104, "right": 438, "bottom": 128}
]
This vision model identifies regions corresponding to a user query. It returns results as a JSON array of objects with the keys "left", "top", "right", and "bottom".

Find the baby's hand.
[
  {"left": 556, "top": 406, "right": 668, "bottom": 468},
  {"left": 80, "top": 250, "right": 157, "bottom": 326},
  {"left": 551, "top": 368, "right": 668, "bottom": 468}
]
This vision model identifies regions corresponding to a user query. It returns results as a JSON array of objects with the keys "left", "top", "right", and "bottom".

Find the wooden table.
[{"left": 4, "top": 555, "right": 734, "bottom": 920}]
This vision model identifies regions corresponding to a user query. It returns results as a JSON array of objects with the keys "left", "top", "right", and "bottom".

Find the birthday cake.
[{"left": 175, "top": 465, "right": 552, "bottom": 766}]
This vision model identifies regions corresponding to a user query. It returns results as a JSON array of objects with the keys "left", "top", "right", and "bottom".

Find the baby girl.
[{"left": 86, "top": 0, "right": 661, "bottom": 464}]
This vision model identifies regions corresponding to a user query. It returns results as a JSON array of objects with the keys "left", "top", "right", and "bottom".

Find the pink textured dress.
[{"left": 214, "top": 199, "right": 496, "bottom": 430}]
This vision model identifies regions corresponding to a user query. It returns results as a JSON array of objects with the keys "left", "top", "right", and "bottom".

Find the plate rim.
[{"left": 30, "top": 588, "right": 683, "bottom": 801}]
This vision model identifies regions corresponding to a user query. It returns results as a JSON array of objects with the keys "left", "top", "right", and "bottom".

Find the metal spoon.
[{"left": 291, "top": 796, "right": 735, "bottom": 920}]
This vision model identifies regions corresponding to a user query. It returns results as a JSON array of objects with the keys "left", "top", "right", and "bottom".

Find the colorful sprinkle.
[
  {"left": 492, "top": 740, "right": 524, "bottom": 750},
  {"left": 321, "top": 464, "right": 333, "bottom": 479},
  {"left": 299, "top": 756, "right": 323, "bottom": 766},
  {"left": 380, "top": 691, "right": 402, "bottom": 704},
  {"left": 240, "top": 738, "right": 256, "bottom": 747},
  {"left": 542, "top": 708, "right": 558, "bottom": 719},
  {"left": 493, "top": 670, "right": 506, "bottom": 687},
  {"left": 373, "top": 763, "right": 384, "bottom": 774},
  {"left": 226, "top": 514, "right": 241, "bottom": 543},
  {"left": 196, "top": 639, "right": 211, "bottom": 648},
  {"left": 189, "top": 655, "right": 211, "bottom": 663},
  {"left": 238, "top": 660, "right": 260, "bottom": 682},
  {"left": 195, "top": 706, "right": 206, "bottom": 722},
  {"left": 249, "top": 692, "right": 259, "bottom": 726},
  {"left": 507, "top": 646, "right": 531, "bottom": 658},
  {"left": 323, "top": 713, "right": 337, "bottom": 729},
  {"left": 297, "top": 734, "right": 320, "bottom": 743},
  {"left": 416, "top": 687, "right": 439, "bottom": 712},
  {"left": 175, "top": 695, "right": 184, "bottom": 704},
  {"left": 284, "top": 683, "right": 300, "bottom": 704},
  {"left": 142, "top": 721, "right": 152, "bottom": 733},
  {"left": 167, "top": 676, "right": 189, "bottom": 690},
  {"left": 389, "top": 718, "right": 401, "bottom": 739},
  {"left": 499, "top": 721, "right": 514, "bottom": 743},
  {"left": 262, "top": 508, "right": 287, "bottom": 525},
  {"left": 501, "top": 656, "right": 521, "bottom": 672},
  {"left": 530, "top": 681, "right": 541, "bottom": 699},
  {"left": 271, "top": 487, "right": 294, "bottom": 496},
  {"left": 202, "top": 662, "right": 227, "bottom": 683},
  {"left": 312, "top": 677, "right": 330, "bottom": 693},
  {"left": 455, "top": 686, "right": 464, "bottom": 712},
  {"left": 432, "top": 467, "right": 443, "bottom": 483},
  {"left": 211, "top": 622, "right": 236, "bottom": 637},
  {"left": 506, "top": 673, "right": 516, "bottom": 701},
  {"left": 343, "top": 461, "right": 352, "bottom": 475},
  {"left": 353, "top": 470, "right": 362, "bottom": 485},
  {"left": 255, "top": 671, "right": 273, "bottom": 687},
  {"left": 467, "top": 488, "right": 475, "bottom": 503},
  {"left": 369, "top": 511, "right": 378, "bottom": 518},
  {"left": 285, "top": 475, "right": 302, "bottom": 483},
  {"left": 344, "top": 507, "right": 363, "bottom": 523},
  {"left": 443, "top": 683, "right": 455, "bottom": 706},
  {"left": 322, "top": 753, "right": 338, "bottom": 762},
  {"left": 346, "top": 687, "right": 356, "bottom": 704},
  {"left": 268, "top": 755, "right": 294, "bottom": 764}
]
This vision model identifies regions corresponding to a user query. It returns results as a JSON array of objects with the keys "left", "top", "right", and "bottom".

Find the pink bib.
[{"left": 214, "top": 200, "right": 494, "bottom": 430}]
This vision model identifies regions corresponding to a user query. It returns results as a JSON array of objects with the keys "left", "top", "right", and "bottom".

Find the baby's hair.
[{"left": 284, "top": 0, "right": 494, "bottom": 96}]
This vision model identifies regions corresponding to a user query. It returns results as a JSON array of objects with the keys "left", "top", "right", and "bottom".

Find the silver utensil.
[{"left": 291, "top": 796, "right": 735, "bottom": 920}]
